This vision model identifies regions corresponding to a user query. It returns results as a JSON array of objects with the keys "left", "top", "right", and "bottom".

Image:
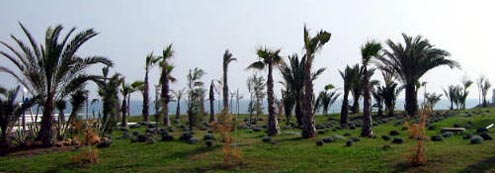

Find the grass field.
[{"left": 1, "top": 108, "right": 495, "bottom": 173}]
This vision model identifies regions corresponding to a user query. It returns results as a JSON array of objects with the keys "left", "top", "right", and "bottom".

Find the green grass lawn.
[{"left": 1, "top": 108, "right": 495, "bottom": 173}]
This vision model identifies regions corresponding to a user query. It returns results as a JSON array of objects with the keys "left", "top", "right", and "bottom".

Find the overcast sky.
[{"left": 1, "top": 0, "right": 494, "bottom": 101}]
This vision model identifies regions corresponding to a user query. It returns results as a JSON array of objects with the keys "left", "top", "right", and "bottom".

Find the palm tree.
[
  {"left": 0, "top": 86, "right": 37, "bottom": 147},
  {"left": 222, "top": 49, "right": 237, "bottom": 111},
  {"left": 279, "top": 54, "right": 325, "bottom": 127},
  {"left": 281, "top": 88, "right": 296, "bottom": 126},
  {"left": 97, "top": 66, "right": 123, "bottom": 135},
  {"left": 208, "top": 80, "right": 220, "bottom": 122},
  {"left": 360, "top": 41, "right": 382, "bottom": 137},
  {"left": 315, "top": 84, "right": 340, "bottom": 116},
  {"left": 55, "top": 99, "right": 66, "bottom": 139},
  {"left": 339, "top": 65, "right": 358, "bottom": 127},
  {"left": 186, "top": 68, "right": 206, "bottom": 131},
  {"left": 350, "top": 64, "right": 363, "bottom": 114},
  {"left": 142, "top": 53, "right": 161, "bottom": 122},
  {"left": 158, "top": 44, "right": 176, "bottom": 127},
  {"left": 460, "top": 79, "right": 473, "bottom": 109},
  {"left": 372, "top": 87, "right": 384, "bottom": 116},
  {"left": 378, "top": 33, "right": 459, "bottom": 116},
  {"left": 301, "top": 26, "right": 331, "bottom": 138},
  {"left": 247, "top": 48, "right": 283, "bottom": 136},
  {"left": 172, "top": 88, "right": 186, "bottom": 121},
  {"left": 481, "top": 78, "right": 491, "bottom": 107},
  {"left": 64, "top": 88, "right": 88, "bottom": 137},
  {"left": 425, "top": 92, "right": 442, "bottom": 109},
  {"left": 0, "top": 23, "right": 112, "bottom": 146},
  {"left": 248, "top": 74, "right": 266, "bottom": 120},
  {"left": 443, "top": 85, "right": 459, "bottom": 110},
  {"left": 120, "top": 81, "right": 142, "bottom": 128}
]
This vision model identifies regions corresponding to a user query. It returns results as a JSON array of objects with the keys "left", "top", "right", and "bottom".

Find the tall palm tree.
[
  {"left": 247, "top": 48, "right": 283, "bottom": 136},
  {"left": 360, "top": 41, "right": 382, "bottom": 137},
  {"left": 339, "top": 65, "right": 358, "bottom": 127},
  {"left": 378, "top": 33, "right": 459, "bottom": 116},
  {"left": 301, "top": 26, "right": 331, "bottom": 138},
  {"left": 142, "top": 53, "right": 160, "bottom": 122},
  {"left": 158, "top": 44, "right": 176, "bottom": 127},
  {"left": 172, "top": 88, "right": 186, "bottom": 120},
  {"left": 222, "top": 49, "right": 237, "bottom": 111},
  {"left": 0, "top": 23, "right": 112, "bottom": 146}
]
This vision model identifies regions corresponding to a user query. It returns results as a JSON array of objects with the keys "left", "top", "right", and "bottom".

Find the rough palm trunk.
[
  {"left": 161, "top": 66, "right": 171, "bottom": 127},
  {"left": 361, "top": 69, "right": 373, "bottom": 137},
  {"left": 301, "top": 56, "right": 316, "bottom": 138},
  {"left": 340, "top": 91, "right": 349, "bottom": 127},
  {"left": 405, "top": 83, "right": 418, "bottom": 116},
  {"left": 121, "top": 97, "right": 127, "bottom": 127},
  {"left": 209, "top": 83, "right": 216, "bottom": 122},
  {"left": 295, "top": 98, "right": 303, "bottom": 127},
  {"left": 266, "top": 62, "right": 280, "bottom": 136},
  {"left": 351, "top": 94, "right": 360, "bottom": 114},
  {"left": 39, "top": 96, "right": 55, "bottom": 147},
  {"left": 143, "top": 69, "right": 150, "bottom": 122},
  {"left": 223, "top": 63, "right": 229, "bottom": 111}
]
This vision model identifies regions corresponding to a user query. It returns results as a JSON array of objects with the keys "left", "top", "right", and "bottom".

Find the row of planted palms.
[{"left": 0, "top": 22, "right": 463, "bottom": 148}]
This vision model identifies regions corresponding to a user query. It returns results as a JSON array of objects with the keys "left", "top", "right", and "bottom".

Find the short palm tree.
[
  {"left": 0, "top": 86, "right": 37, "bottom": 147},
  {"left": 425, "top": 92, "right": 442, "bottom": 109},
  {"left": 378, "top": 33, "right": 459, "bottom": 116},
  {"left": 315, "top": 84, "right": 340, "bottom": 116},
  {"left": 186, "top": 68, "right": 206, "bottom": 131},
  {"left": 360, "top": 41, "right": 382, "bottom": 137},
  {"left": 0, "top": 23, "right": 112, "bottom": 146},
  {"left": 350, "top": 64, "right": 363, "bottom": 114},
  {"left": 97, "top": 66, "right": 123, "bottom": 135},
  {"left": 222, "top": 49, "right": 237, "bottom": 111},
  {"left": 172, "top": 88, "right": 187, "bottom": 120},
  {"left": 301, "top": 26, "right": 331, "bottom": 138},
  {"left": 247, "top": 48, "right": 283, "bottom": 136}
]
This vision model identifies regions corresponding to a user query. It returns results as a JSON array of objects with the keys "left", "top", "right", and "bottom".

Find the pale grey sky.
[{"left": 1, "top": 0, "right": 494, "bottom": 101}]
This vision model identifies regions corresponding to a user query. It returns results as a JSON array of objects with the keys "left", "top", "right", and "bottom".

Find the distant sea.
[{"left": 72, "top": 98, "right": 482, "bottom": 117}]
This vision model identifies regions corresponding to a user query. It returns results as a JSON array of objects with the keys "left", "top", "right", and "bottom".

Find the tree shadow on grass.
[{"left": 460, "top": 156, "right": 495, "bottom": 173}]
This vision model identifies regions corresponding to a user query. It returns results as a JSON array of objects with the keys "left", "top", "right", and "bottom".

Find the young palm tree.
[
  {"left": 158, "top": 44, "right": 176, "bottom": 127},
  {"left": 372, "top": 87, "right": 384, "bottom": 116},
  {"left": 64, "top": 88, "right": 88, "bottom": 137},
  {"left": 315, "top": 84, "right": 340, "bottom": 116},
  {"left": 222, "top": 49, "right": 237, "bottom": 111},
  {"left": 0, "top": 86, "right": 37, "bottom": 147},
  {"left": 339, "top": 65, "right": 358, "bottom": 127},
  {"left": 350, "top": 64, "right": 363, "bottom": 114},
  {"left": 481, "top": 78, "right": 491, "bottom": 107},
  {"left": 97, "top": 67, "right": 123, "bottom": 135},
  {"left": 247, "top": 48, "right": 283, "bottom": 136},
  {"left": 120, "top": 81, "right": 142, "bottom": 128},
  {"left": 460, "top": 79, "right": 473, "bottom": 109},
  {"left": 378, "top": 33, "right": 459, "bottom": 116},
  {"left": 425, "top": 92, "right": 442, "bottom": 109},
  {"left": 301, "top": 26, "right": 331, "bottom": 138},
  {"left": 360, "top": 41, "right": 382, "bottom": 137},
  {"left": 186, "top": 68, "right": 206, "bottom": 131},
  {"left": 281, "top": 88, "right": 296, "bottom": 126},
  {"left": 443, "top": 85, "right": 459, "bottom": 110},
  {"left": 142, "top": 53, "right": 161, "bottom": 122},
  {"left": 0, "top": 23, "right": 112, "bottom": 146},
  {"left": 208, "top": 80, "right": 221, "bottom": 122},
  {"left": 55, "top": 99, "right": 67, "bottom": 139},
  {"left": 172, "top": 88, "right": 187, "bottom": 120}
]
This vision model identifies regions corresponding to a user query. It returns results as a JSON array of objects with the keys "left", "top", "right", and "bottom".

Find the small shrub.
[
  {"left": 480, "top": 133, "right": 493, "bottom": 140},
  {"left": 322, "top": 137, "right": 335, "bottom": 143},
  {"left": 345, "top": 140, "right": 353, "bottom": 147},
  {"left": 187, "top": 137, "right": 199, "bottom": 144},
  {"left": 262, "top": 136, "right": 271, "bottom": 143},
  {"left": 442, "top": 132, "right": 454, "bottom": 138},
  {"left": 205, "top": 140, "right": 214, "bottom": 147},
  {"left": 470, "top": 135, "right": 484, "bottom": 144},
  {"left": 389, "top": 130, "right": 400, "bottom": 136},
  {"left": 203, "top": 133, "right": 216, "bottom": 140},
  {"left": 316, "top": 140, "right": 324, "bottom": 146},
  {"left": 179, "top": 132, "right": 193, "bottom": 141},
  {"left": 392, "top": 138, "right": 404, "bottom": 144},
  {"left": 382, "top": 135, "right": 391, "bottom": 141},
  {"left": 430, "top": 135, "right": 443, "bottom": 142}
]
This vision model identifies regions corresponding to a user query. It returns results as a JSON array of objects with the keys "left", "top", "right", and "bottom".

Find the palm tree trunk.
[
  {"left": 405, "top": 83, "right": 418, "bottom": 116},
  {"left": 295, "top": 96, "right": 303, "bottom": 127},
  {"left": 143, "top": 70, "right": 150, "bottom": 122},
  {"left": 351, "top": 94, "right": 360, "bottom": 114},
  {"left": 361, "top": 69, "right": 373, "bottom": 137},
  {"left": 121, "top": 97, "right": 127, "bottom": 127},
  {"left": 39, "top": 96, "right": 55, "bottom": 147},
  {"left": 209, "top": 84, "right": 216, "bottom": 122},
  {"left": 161, "top": 66, "right": 171, "bottom": 127},
  {"left": 223, "top": 63, "right": 229, "bottom": 111},
  {"left": 340, "top": 91, "right": 349, "bottom": 127},
  {"left": 266, "top": 62, "right": 280, "bottom": 136},
  {"left": 301, "top": 57, "right": 316, "bottom": 138},
  {"left": 175, "top": 98, "right": 181, "bottom": 120}
]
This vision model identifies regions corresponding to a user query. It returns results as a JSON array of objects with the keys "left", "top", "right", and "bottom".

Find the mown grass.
[{"left": 1, "top": 108, "right": 495, "bottom": 173}]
